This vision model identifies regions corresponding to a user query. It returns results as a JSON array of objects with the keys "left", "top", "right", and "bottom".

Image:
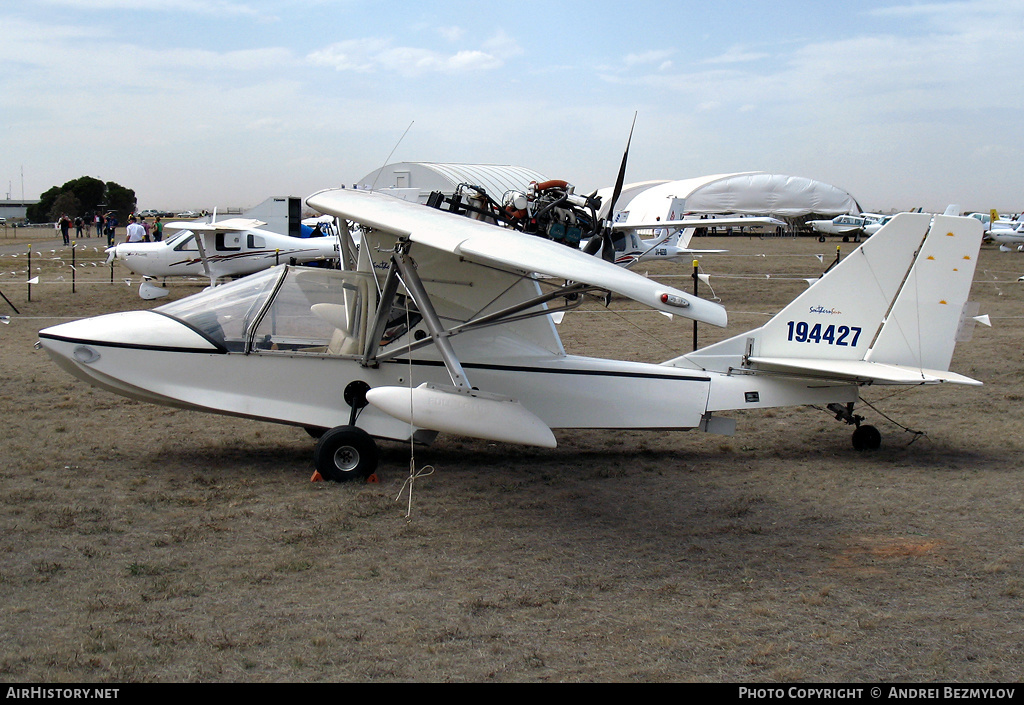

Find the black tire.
[
  {"left": 852, "top": 424, "right": 881, "bottom": 451},
  {"left": 818, "top": 235, "right": 826, "bottom": 242},
  {"left": 314, "top": 426, "right": 378, "bottom": 481}
]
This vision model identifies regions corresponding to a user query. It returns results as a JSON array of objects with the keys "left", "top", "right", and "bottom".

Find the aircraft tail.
[{"left": 672, "top": 212, "right": 985, "bottom": 385}]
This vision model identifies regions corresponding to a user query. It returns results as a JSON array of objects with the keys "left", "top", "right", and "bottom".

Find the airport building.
[{"left": 0, "top": 199, "right": 40, "bottom": 223}]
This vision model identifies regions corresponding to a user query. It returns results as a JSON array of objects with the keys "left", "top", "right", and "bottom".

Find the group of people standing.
[
  {"left": 55, "top": 212, "right": 163, "bottom": 247},
  {"left": 124, "top": 215, "right": 164, "bottom": 243}
]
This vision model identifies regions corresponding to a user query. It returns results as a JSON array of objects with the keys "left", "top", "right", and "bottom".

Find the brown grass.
[{"left": 1, "top": 232, "right": 1023, "bottom": 682}]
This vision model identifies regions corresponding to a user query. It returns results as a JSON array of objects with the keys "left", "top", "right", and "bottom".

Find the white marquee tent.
[
  {"left": 608, "top": 172, "right": 862, "bottom": 224},
  {"left": 355, "top": 162, "right": 549, "bottom": 204}
]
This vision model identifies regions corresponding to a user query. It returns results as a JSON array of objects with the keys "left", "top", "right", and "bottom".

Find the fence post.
[{"left": 692, "top": 259, "right": 699, "bottom": 351}]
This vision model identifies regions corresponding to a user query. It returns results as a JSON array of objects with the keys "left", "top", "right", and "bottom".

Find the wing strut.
[
  {"left": 361, "top": 261, "right": 403, "bottom": 366},
  {"left": 191, "top": 232, "right": 215, "bottom": 288},
  {"left": 363, "top": 243, "right": 557, "bottom": 448},
  {"left": 391, "top": 245, "right": 471, "bottom": 391}
]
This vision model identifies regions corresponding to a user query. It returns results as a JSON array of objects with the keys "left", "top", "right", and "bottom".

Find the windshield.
[
  {"left": 154, "top": 265, "right": 375, "bottom": 356},
  {"left": 171, "top": 233, "right": 199, "bottom": 252},
  {"left": 155, "top": 267, "right": 283, "bottom": 350},
  {"left": 163, "top": 231, "right": 191, "bottom": 246}
]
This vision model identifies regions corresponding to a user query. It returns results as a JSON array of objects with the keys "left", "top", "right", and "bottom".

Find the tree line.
[{"left": 26, "top": 176, "right": 136, "bottom": 224}]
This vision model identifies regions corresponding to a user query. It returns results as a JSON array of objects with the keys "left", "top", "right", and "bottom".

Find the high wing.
[
  {"left": 307, "top": 188, "right": 727, "bottom": 326},
  {"left": 165, "top": 219, "right": 270, "bottom": 284},
  {"left": 163, "top": 218, "right": 267, "bottom": 232}
]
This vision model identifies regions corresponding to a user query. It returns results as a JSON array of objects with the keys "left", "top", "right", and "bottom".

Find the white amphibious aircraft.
[
  {"left": 38, "top": 189, "right": 983, "bottom": 481},
  {"left": 105, "top": 217, "right": 340, "bottom": 297}
]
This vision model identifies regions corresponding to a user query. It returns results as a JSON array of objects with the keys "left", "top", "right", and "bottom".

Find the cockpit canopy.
[{"left": 155, "top": 265, "right": 375, "bottom": 356}]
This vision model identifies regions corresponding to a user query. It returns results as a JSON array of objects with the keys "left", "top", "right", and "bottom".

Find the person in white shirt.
[{"left": 125, "top": 216, "right": 146, "bottom": 243}]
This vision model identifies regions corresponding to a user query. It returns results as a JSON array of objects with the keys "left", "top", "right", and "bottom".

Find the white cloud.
[
  {"left": 307, "top": 38, "right": 389, "bottom": 73},
  {"left": 481, "top": 30, "right": 523, "bottom": 60},
  {"left": 308, "top": 34, "right": 510, "bottom": 76},
  {"left": 35, "top": 0, "right": 272, "bottom": 20},
  {"left": 624, "top": 49, "right": 675, "bottom": 67},
  {"left": 438, "top": 26, "right": 465, "bottom": 42},
  {"left": 703, "top": 45, "right": 771, "bottom": 65},
  {"left": 868, "top": 0, "right": 1024, "bottom": 31}
]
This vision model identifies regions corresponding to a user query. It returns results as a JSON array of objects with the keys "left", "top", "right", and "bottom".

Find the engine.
[{"left": 427, "top": 180, "right": 604, "bottom": 248}]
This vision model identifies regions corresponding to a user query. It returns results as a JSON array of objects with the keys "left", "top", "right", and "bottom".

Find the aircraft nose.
[{"left": 38, "top": 310, "right": 223, "bottom": 355}]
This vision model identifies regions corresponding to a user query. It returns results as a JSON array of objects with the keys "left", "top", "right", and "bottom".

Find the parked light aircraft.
[
  {"left": 105, "top": 217, "right": 340, "bottom": 298},
  {"left": 863, "top": 215, "right": 894, "bottom": 236},
  {"left": 38, "top": 189, "right": 984, "bottom": 481},
  {"left": 988, "top": 221, "right": 1024, "bottom": 247},
  {"left": 961, "top": 210, "right": 1024, "bottom": 249},
  {"left": 863, "top": 206, "right": 960, "bottom": 238},
  {"left": 601, "top": 215, "right": 786, "bottom": 267},
  {"left": 807, "top": 214, "right": 869, "bottom": 242}
]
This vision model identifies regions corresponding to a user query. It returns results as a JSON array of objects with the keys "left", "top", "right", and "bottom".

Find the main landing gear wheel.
[
  {"left": 851, "top": 424, "right": 881, "bottom": 451},
  {"left": 818, "top": 235, "right": 826, "bottom": 242},
  {"left": 314, "top": 425, "right": 378, "bottom": 482}
]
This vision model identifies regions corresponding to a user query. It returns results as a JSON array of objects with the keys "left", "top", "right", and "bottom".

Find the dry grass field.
[{"left": 1, "top": 230, "right": 1023, "bottom": 683}]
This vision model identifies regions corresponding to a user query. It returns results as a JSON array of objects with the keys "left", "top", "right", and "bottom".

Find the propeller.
[{"left": 584, "top": 113, "right": 637, "bottom": 262}]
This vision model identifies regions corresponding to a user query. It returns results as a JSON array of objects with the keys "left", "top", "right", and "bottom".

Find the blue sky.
[{"left": 3, "top": 0, "right": 1022, "bottom": 213}]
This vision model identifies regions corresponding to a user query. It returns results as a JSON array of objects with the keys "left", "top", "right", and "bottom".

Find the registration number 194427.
[{"left": 785, "top": 321, "right": 862, "bottom": 346}]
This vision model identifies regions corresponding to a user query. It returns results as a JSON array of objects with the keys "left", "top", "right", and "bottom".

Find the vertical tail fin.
[
  {"left": 675, "top": 212, "right": 984, "bottom": 385},
  {"left": 866, "top": 215, "right": 982, "bottom": 372}
]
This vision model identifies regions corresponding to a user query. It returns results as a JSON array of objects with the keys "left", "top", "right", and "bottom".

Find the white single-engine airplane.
[
  {"left": 38, "top": 189, "right": 984, "bottom": 481},
  {"left": 988, "top": 223, "right": 1024, "bottom": 248},
  {"left": 105, "top": 217, "right": 340, "bottom": 298},
  {"left": 985, "top": 215, "right": 1024, "bottom": 248},
  {"left": 807, "top": 214, "right": 869, "bottom": 242},
  {"left": 603, "top": 215, "right": 785, "bottom": 267}
]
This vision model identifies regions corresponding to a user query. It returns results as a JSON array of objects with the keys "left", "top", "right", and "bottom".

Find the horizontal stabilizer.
[
  {"left": 366, "top": 383, "right": 557, "bottom": 448},
  {"left": 747, "top": 357, "right": 981, "bottom": 386}
]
